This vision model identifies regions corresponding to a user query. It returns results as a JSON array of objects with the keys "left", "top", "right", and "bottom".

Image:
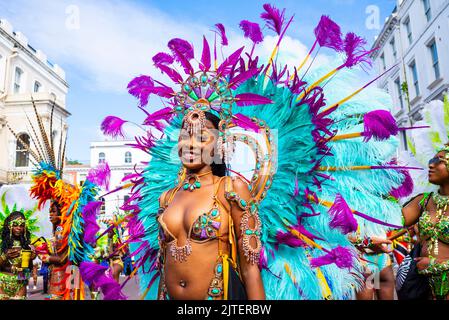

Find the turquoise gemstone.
[
  {"left": 256, "top": 163, "right": 261, "bottom": 169},
  {"left": 207, "top": 296, "right": 213, "bottom": 300},
  {"left": 248, "top": 185, "right": 252, "bottom": 191},
  {"left": 212, "top": 288, "right": 219, "bottom": 294},
  {"left": 245, "top": 230, "right": 253, "bottom": 235},
  {"left": 201, "top": 75, "right": 208, "bottom": 83},
  {"left": 183, "top": 184, "right": 189, "bottom": 190},
  {"left": 184, "top": 84, "right": 191, "bottom": 92},
  {"left": 195, "top": 181, "right": 201, "bottom": 188},
  {"left": 259, "top": 121, "right": 265, "bottom": 127},
  {"left": 240, "top": 199, "right": 247, "bottom": 207},
  {"left": 211, "top": 209, "right": 218, "bottom": 217},
  {"left": 217, "top": 264, "right": 223, "bottom": 273},
  {"left": 219, "top": 132, "right": 224, "bottom": 137},
  {"left": 202, "top": 216, "right": 207, "bottom": 224}
]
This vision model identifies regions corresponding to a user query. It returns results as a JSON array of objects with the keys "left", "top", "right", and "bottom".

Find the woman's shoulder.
[{"left": 403, "top": 193, "right": 430, "bottom": 209}]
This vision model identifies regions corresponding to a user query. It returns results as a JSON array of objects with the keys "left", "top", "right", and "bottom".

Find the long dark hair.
[
  {"left": 205, "top": 112, "right": 227, "bottom": 177},
  {"left": 1, "top": 211, "right": 31, "bottom": 253}
]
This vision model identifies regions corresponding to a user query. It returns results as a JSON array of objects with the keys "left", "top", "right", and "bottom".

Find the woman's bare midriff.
[
  {"left": 420, "top": 239, "right": 449, "bottom": 262},
  {"left": 164, "top": 239, "right": 230, "bottom": 300}
]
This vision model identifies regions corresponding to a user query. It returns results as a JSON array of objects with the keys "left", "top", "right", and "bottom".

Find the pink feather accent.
[
  {"left": 233, "top": 113, "right": 259, "bottom": 132},
  {"left": 260, "top": 3, "right": 286, "bottom": 35},
  {"left": 82, "top": 201, "right": 101, "bottom": 245},
  {"left": 314, "top": 15, "right": 343, "bottom": 51},
  {"left": 239, "top": 20, "right": 264, "bottom": 44},
  {"left": 200, "top": 36, "right": 211, "bottom": 71},
  {"left": 214, "top": 23, "right": 229, "bottom": 46},
  {"left": 234, "top": 93, "right": 273, "bottom": 106},
  {"left": 216, "top": 47, "right": 245, "bottom": 76},
  {"left": 87, "top": 162, "right": 111, "bottom": 190},
  {"left": 101, "top": 116, "right": 128, "bottom": 139},
  {"left": 363, "top": 110, "right": 399, "bottom": 141},
  {"left": 310, "top": 246, "right": 355, "bottom": 269},
  {"left": 328, "top": 194, "right": 358, "bottom": 234},
  {"left": 390, "top": 170, "right": 414, "bottom": 198}
]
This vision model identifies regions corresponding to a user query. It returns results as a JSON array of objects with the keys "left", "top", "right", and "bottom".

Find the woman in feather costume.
[
  {"left": 6, "top": 99, "right": 117, "bottom": 299},
  {"left": 98, "top": 3, "right": 417, "bottom": 300}
]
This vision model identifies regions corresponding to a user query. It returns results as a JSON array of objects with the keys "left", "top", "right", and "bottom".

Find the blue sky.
[{"left": 0, "top": 0, "right": 396, "bottom": 162}]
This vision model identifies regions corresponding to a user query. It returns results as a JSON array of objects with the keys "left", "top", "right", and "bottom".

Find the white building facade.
[
  {"left": 65, "top": 140, "right": 148, "bottom": 221},
  {"left": 0, "top": 18, "right": 69, "bottom": 184},
  {"left": 371, "top": 0, "right": 449, "bottom": 150}
]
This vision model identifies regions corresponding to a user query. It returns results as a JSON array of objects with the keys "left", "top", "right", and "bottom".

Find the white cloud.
[{"left": 3, "top": 0, "right": 331, "bottom": 94}]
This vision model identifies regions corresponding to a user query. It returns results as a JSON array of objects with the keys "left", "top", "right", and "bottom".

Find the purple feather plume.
[
  {"left": 200, "top": 36, "right": 211, "bottom": 72},
  {"left": 235, "top": 93, "right": 273, "bottom": 106},
  {"left": 127, "top": 75, "right": 174, "bottom": 105},
  {"left": 127, "top": 75, "right": 154, "bottom": 106},
  {"left": 275, "top": 230, "right": 306, "bottom": 248},
  {"left": 228, "top": 67, "right": 261, "bottom": 89},
  {"left": 233, "top": 113, "right": 259, "bottom": 132},
  {"left": 239, "top": 20, "right": 264, "bottom": 44},
  {"left": 214, "top": 23, "right": 229, "bottom": 46},
  {"left": 143, "top": 107, "right": 173, "bottom": 129},
  {"left": 390, "top": 170, "right": 414, "bottom": 198},
  {"left": 363, "top": 110, "right": 399, "bottom": 141},
  {"left": 167, "top": 38, "right": 194, "bottom": 60},
  {"left": 79, "top": 262, "right": 127, "bottom": 300},
  {"left": 328, "top": 194, "right": 358, "bottom": 234},
  {"left": 152, "top": 52, "right": 174, "bottom": 66},
  {"left": 260, "top": 3, "right": 286, "bottom": 35},
  {"left": 82, "top": 201, "right": 101, "bottom": 245},
  {"left": 101, "top": 116, "right": 128, "bottom": 139},
  {"left": 310, "top": 246, "right": 355, "bottom": 269},
  {"left": 87, "top": 162, "right": 111, "bottom": 190},
  {"left": 216, "top": 47, "right": 245, "bottom": 76},
  {"left": 343, "top": 32, "right": 374, "bottom": 69},
  {"left": 314, "top": 15, "right": 343, "bottom": 51}
]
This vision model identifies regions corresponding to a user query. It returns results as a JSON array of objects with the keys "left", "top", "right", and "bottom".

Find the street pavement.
[{"left": 27, "top": 275, "right": 141, "bottom": 300}]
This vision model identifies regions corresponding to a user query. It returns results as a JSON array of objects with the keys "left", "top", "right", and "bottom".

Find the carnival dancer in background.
[
  {"left": 402, "top": 145, "right": 449, "bottom": 299},
  {"left": 96, "top": 3, "right": 420, "bottom": 300},
  {"left": 7, "top": 98, "right": 114, "bottom": 300},
  {"left": 0, "top": 211, "right": 36, "bottom": 300},
  {"left": 36, "top": 201, "right": 69, "bottom": 300}
]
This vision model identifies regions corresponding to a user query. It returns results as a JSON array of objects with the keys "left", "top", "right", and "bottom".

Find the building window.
[
  {"left": 404, "top": 18, "right": 412, "bottom": 45},
  {"left": 13, "top": 67, "right": 23, "bottom": 94},
  {"left": 409, "top": 60, "right": 420, "bottom": 97},
  {"left": 402, "top": 131, "right": 408, "bottom": 151},
  {"left": 15, "top": 133, "right": 30, "bottom": 167},
  {"left": 99, "top": 152, "right": 106, "bottom": 164},
  {"left": 124, "top": 151, "right": 132, "bottom": 164},
  {"left": 390, "top": 37, "right": 397, "bottom": 60},
  {"left": 423, "top": 0, "right": 432, "bottom": 22},
  {"left": 33, "top": 81, "right": 42, "bottom": 93},
  {"left": 428, "top": 40, "right": 440, "bottom": 80},
  {"left": 395, "top": 78, "right": 404, "bottom": 110}
]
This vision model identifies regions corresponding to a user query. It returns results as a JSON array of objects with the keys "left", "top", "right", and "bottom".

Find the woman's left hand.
[{"left": 415, "top": 257, "right": 431, "bottom": 271}]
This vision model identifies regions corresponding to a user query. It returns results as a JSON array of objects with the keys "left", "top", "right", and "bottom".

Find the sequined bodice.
[
  {"left": 158, "top": 205, "right": 222, "bottom": 243},
  {"left": 419, "top": 211, "right": 449, "bottom": 244}
]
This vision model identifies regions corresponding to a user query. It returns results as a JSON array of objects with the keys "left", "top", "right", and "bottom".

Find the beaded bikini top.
[
  {"left": 418, "top": 193, "right": 449, "bottom": 246},
  {"left": 157, "top": 176, "right": 229, "bottom": 262}
]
